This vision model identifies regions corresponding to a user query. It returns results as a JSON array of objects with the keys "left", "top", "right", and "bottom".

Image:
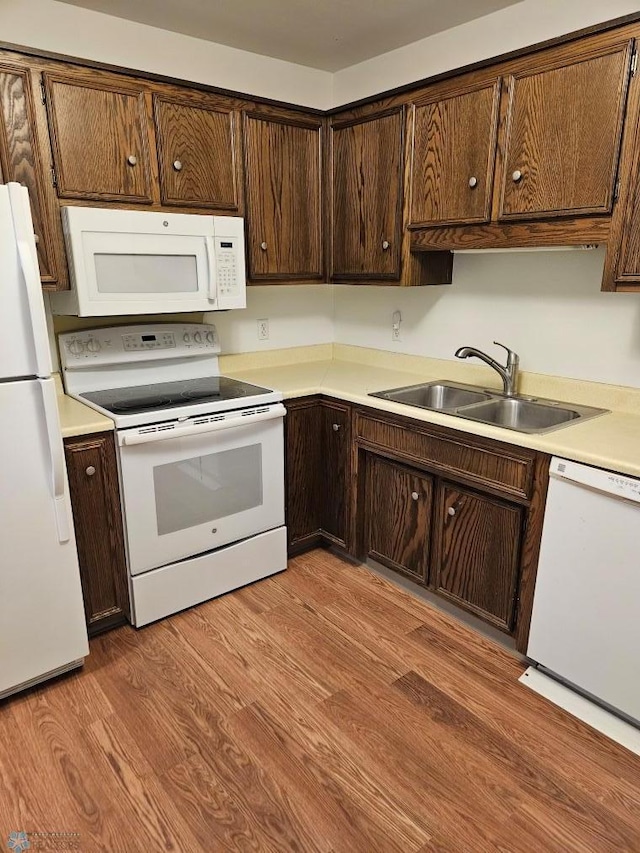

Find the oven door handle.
[{"left": 119, "top": 404, "right": 286, "bottom": 446}]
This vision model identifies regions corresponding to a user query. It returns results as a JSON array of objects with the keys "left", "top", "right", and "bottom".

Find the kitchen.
[{"left": 3, "top": 3, "right": 638, "bottom": 849}]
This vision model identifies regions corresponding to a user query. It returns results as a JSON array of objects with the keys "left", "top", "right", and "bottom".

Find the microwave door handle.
[
  {"left": 205, "top": 236, "right": 217, "bottom": 304},
  {"left": 119, "top": 404, "right": 286, "bottom": 446},
  {"left": 39, "top": 377, "right": 71, "bottom": 543}
]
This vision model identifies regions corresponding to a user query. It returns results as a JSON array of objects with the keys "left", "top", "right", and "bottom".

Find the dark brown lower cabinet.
[
  {"left": 365, "top": 455, "right": 432, "bottom": 582},
  {"left": 284, "top": 397, "right": 351, "bottom": 553},
  {"left": 432, "top": 483, "right": 523, "bottom": 631},
  {"left": 64, "top": 431, "right": 130, "bottom": 635}
]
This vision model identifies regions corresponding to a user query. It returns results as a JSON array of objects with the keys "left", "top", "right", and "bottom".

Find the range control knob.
[
  {"left": 183, "top": 332, "right": 191, "bottom": 343},
  {"left": 205, "top": 331, "right": 215, "bottom": 345},
  {"left": 86, "top": 339, "right": 101, "bottom": 353},
  {"left": 194, "top": 332, "right": 202, "bottom": 343},
  {"left": 68, "top": 340, "right": 85, "bottom": 356}
]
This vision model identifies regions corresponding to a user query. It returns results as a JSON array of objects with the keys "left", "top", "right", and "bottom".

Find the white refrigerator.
[{"left": 0, "top": 182, "right": 88, "bottom": 699}]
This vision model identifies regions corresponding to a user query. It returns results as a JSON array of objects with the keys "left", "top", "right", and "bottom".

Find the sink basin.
[
  {"left": 369, "top": 380, "right": 608, "bottom": 434},
  {"left": 370, "top": 381, "right": 491, "bottom": 411},
  {"left": 459, "top": 398, "right": 580, "bottom": 432}
]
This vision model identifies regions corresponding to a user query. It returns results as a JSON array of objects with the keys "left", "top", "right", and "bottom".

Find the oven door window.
[{"left": 154, "top": 444, "right": 263, "bottom": 535}]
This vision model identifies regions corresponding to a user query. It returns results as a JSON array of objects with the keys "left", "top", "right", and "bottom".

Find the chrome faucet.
[{"left": 455, "top": 341, "right": 520, "bottom": 397}]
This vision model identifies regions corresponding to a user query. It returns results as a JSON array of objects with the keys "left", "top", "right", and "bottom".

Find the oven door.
[{"left": 117, "top": 405, "right": 286, "bottom": 576}]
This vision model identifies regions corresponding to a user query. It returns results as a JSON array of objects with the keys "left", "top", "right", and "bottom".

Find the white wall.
[
  {"left": 206, "top": 286, "right": 334, "bottom": 354},
  {"left": 0, "top": 0, "right": 332, "bottom": 108},
  {"left": 333, "top": 250, "right": 640, "bottom": 388},
  {"left": 333, "top": 0, "right": 640, "bottom": 105}
]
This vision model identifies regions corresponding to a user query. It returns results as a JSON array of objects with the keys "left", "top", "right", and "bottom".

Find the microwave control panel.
[{"left": 213, "top": 217, "right": 246, "bottom": 310}]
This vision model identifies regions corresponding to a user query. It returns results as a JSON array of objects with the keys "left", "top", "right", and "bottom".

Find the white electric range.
[{"left": 60, "top": 322, "right": 287, "bottom": 626}]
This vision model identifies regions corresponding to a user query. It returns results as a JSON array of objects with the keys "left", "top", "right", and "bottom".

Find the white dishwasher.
[{"left": 526, "top": 457, "right": 640, "bottom": 726}]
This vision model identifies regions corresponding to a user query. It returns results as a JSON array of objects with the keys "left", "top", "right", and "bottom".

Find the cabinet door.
[
  {"left": 331, "top": 109, "right": 403, "bottom": 279},
  {"left": 64, "top": 432, "right": 130, "bottom": 635},
  {"left": 154, "top": 95, "right": 240, "bottom": 210},
  {"left": 499, "top": 40, "right": 633, "bottom": 220},
  {"left": 243, "top": 113, "right": 323, "bottom": 280},
  {"left": 0, "top": 66, "right": 64, "bottom": 288},
  {"left": 320, "top": 400, "right": 351, "bottom": 547},
  {"left": 409, "top": 81, "right": 500, "bottom": 227},
  {"left": 433, "top": 484, "right": 522, "bottom": 631},
  {"left": 365, "top": 455, "right": 432, "bottom": 582},
  {"left": 43, "top": 73, "right": 153, "bottom": 202},
  {"left": 285, "top": 400, "right": 322, "bottom": 550}
]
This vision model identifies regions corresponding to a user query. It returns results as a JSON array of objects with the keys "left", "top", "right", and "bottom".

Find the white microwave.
[{"left": 50, "top": 206, "right": 246, "bottom": 316}]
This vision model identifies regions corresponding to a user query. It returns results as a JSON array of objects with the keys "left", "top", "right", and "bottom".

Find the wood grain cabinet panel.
[
  {"left": 243, "top": 112, "right": 323, "bottom": 281},
  {"left": 0, "top": 66, "right": 63, "bottom": 287},
  {"left": 499, "top": 40, "right": 634, "bottom": 220},
  {"left": 365, "top": 455, "right": 432, "bottom": 582},
  {"left": 285, "top": 400, "right": 322, "bottom": 551},
  {"left": 64, "top": 432, "right": 130, "bottom": 636},
  {"left": 433, "top": 483, "right": 523, "bottom": 631},
  {"left": 320, "top": 400, "right": 351, "bottom": 547},
  {"left": 409, "top": 81, "right": 501, "bottom": 227},
  {"left": 43, "top": 73, "right": 153, "bottom": 202},
  {"left": 331, "top": 108, "right": 403, "bottom": 279},
  {"left": 154, "top": 95, "right": 239, "bottom": 210}
]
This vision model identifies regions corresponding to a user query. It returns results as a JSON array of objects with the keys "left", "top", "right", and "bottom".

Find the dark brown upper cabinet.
[
  {"left": 43, "top": 72, "right": 153, "bottom": 203},
  {"left": 498, "top": 39, "right": 634, "bottom": 220},
  {"left": 409, "top": 80, "right": 501, "bottom": 227},
  {"left": 154, "top": 94, "right": 240, "bottom": 211},
  {"left": 331, "top": 108, "right": 404, "bottom": 280},
  {"left": 243, "top": 112, "right": 323, "bottom": 281},
  {"left": 0, "top": 65, "right": 67, "bottom": 289}
]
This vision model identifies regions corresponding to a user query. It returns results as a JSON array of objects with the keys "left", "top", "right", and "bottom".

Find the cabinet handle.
[
  {"left": 447, "top": 506, "right": 456, "bottom": 517},
  {"left": 468, "top": 176, "right": 478, "bottom": 188},
  {"left": 512, "top": 169, "right": 522, "bottom": 182},
  {"left": 34, "top": 234, "right": 40, "bottom": 244},
  {"left": 173, "top": 159, "right": 183, "bottom": 171},
  {"left": 127, "top": 154, "right": 138, "bottom": 166},
  {"left": 260, "top": 241, "right": 268, "bottom": 251},
  {"left": 332, "top": 423, "right": 341, "bottom": 432},
  {"left": 411, "top": 491, "right": 419, "bottom": 501},
  {"left": 85, "top": 465, "right": 96, "bottom": 477},
  {"left": 382, "top": 240, "right": 390, "bottom": 250}
]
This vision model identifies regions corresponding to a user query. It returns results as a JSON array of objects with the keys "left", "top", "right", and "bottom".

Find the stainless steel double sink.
[{"left": 369, "top": 380, "right": 608, "bottom": 435}]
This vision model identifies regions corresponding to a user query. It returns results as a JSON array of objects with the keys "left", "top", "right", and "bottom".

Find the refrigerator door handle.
[
  {"left": 39, "top": 377, "right": 71, "bottom": 543},
  {"left": 17, "top": 239, "right": 52, "bottom": 379},
  {"left": 8, "top": 181, "right": 52, "bottom": 378}
]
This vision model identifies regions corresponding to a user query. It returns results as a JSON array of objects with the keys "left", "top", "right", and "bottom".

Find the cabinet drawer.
[{"left": 355, "top": 410, "right": 535, "bottom": 499}]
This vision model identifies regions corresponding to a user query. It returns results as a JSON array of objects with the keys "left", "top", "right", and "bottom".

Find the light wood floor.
[{"left": 2, "top": 549, "right": 639, "bottom": 852}]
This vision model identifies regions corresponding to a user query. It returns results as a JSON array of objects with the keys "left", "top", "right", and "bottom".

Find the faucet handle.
[{"left": 493, "top": 341, "right": 519, "bottom": 367}]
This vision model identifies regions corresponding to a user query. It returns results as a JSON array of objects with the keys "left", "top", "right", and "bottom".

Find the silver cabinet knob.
[
  {"left": 332, "top": 423, "right": 341, "bottom": 432},
  {"left": 382, "top": 240, "right": 390, "bottom": 250},
  {"left": 260, "top": 241, "right": 267, "bottom": 251},
  {"left": 85, "top": 466, "right": 96, "bottom": 477},
  {"left": 173, "top": 159, "right": 183, "bottom": 171},
  {"left": 512, "top": 169, "right": 522, "bottom": 182},
  {"left": 447, "top": 506, "right": 456, "bottom": 517},
  {"left": 468, "top": 176, "right": 478, "bottom": 188},
  {"left": 411, "top": 491, "right": 419, "bottom": 501},
  {"left": 127, "top": 154, "right": 138, "bottom": 166}
]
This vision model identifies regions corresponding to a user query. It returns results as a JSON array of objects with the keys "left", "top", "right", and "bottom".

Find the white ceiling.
[{"left": 58, "top": 0, "right": 525, "bottom": 71}]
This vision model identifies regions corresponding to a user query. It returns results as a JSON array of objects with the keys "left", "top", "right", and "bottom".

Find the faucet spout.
[{"left": 455, "top": 342, "right": 520, "bottom": 397}]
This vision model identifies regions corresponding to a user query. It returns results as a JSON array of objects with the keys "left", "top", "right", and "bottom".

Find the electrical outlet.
[
  {"left": 392, "top": 310, "right": 402, "bottom": 342},
  {"left": 257, "top": 318, "right": 269, "bottom": 341}
]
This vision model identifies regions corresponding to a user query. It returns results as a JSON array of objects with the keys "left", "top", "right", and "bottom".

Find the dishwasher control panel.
[{"left": 552, "top": 457, "right": 640, "bottom": 504}]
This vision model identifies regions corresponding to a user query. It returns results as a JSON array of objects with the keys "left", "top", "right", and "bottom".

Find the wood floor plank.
[{"left": 1, "top": 547, "right": 638, "bottom": 852}]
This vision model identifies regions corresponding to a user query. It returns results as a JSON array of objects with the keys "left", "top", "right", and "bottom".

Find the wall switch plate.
[
  {"left": 257, "top": 318, "right": 269, "bottom": 341},
  {"left": 392, "top": 310, "right": 402, "bottom": 342}
]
